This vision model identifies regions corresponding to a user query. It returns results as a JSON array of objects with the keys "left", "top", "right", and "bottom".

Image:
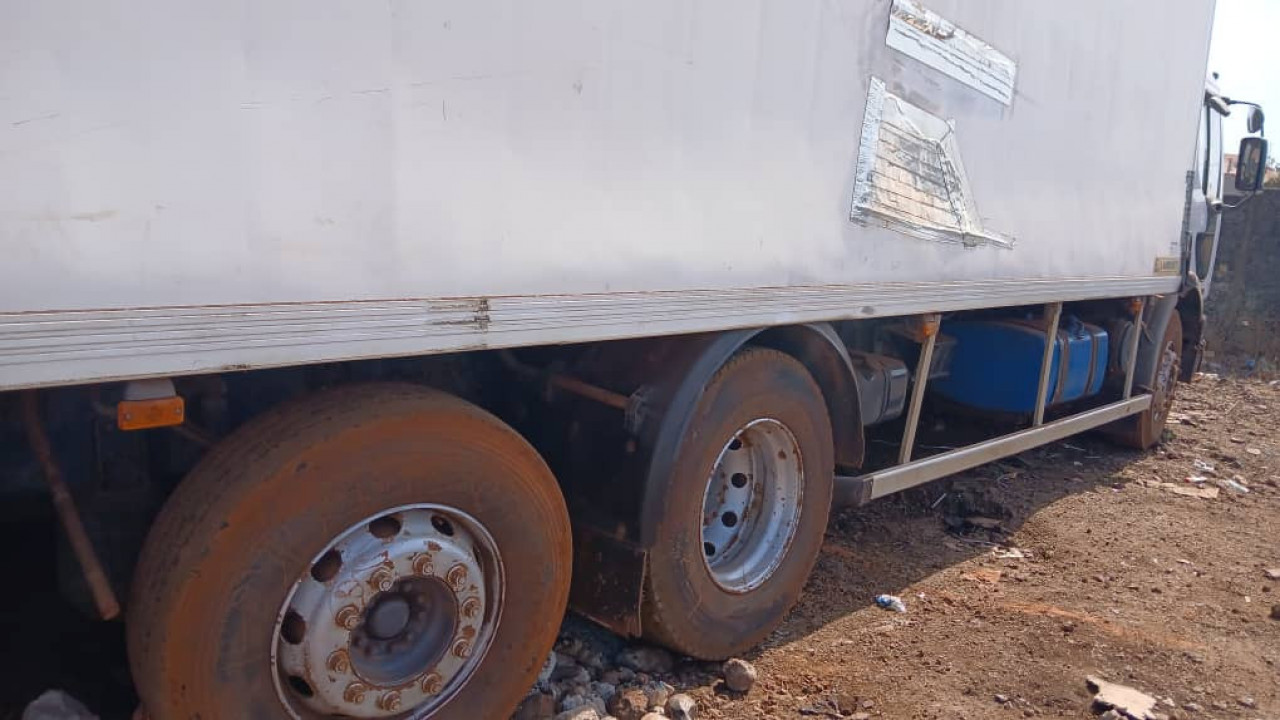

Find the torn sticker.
[
  {"left": 851, "top": 77, "right": 1013, "bottom": 249},
  {"left": 886, "top": 0, "right": 1016, "bottom": 106}
]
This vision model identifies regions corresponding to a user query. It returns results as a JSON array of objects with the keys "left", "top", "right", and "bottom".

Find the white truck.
[{"left": 0, "top": 1, "right": 1269, "bottom": 718}]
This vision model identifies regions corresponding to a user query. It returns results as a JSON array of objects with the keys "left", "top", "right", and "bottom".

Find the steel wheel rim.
[
  {"left": 700, "top": 418, "right": 805, "bottom": 593},
  {"left": 271, "top": 504, "right": 504, "bottom": 719}
]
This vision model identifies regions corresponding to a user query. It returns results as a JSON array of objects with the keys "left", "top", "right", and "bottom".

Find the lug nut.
[
  {"left": 368, "top": 566, "right": 394, "bottom": 592},
  {"left": 420, "top": 672, "right": 444, "bottom": 695},
  {"left": 343, "top": 681, "right": 369, "bottom": 704},
  {"left": 335, "top": 604, "right": 361, "bottom": 630},
  {"left": 376, "top": 691, "right": 402, "bottom": 711},
  {"left": 411, "top": 552, "right": 435, "bottom": 576},
  {"left": 451, "top": 638, "right": 472, "bottom": 659},
  {"left": 326, "top": 650, "right": 350, "bottom": 674},
  {"left": 446, "top": 563, "right": 469, "bottom": 591},
  {"left": 460, "top": 596, "right": 481, "bottom": 619}
]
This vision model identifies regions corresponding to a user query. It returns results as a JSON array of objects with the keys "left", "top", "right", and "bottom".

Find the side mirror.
[
  {"left": 1247, "top": 106, "right": 1265, "bottom": 134},
  {"left": 1235, "top": 136, "right": 1269, "bottom": 192}
]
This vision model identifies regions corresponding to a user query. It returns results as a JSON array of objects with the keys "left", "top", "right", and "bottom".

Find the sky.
[{"left": 1208, "top": 0, "right": 1280, "bottom": 147}]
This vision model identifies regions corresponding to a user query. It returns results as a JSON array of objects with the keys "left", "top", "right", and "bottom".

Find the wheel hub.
[
  {"left": 364, "top": 594, "right": 411, "bottom": 640},
  {"left": 700, "top": 418, "right": 804, "bottom": 593},
  {"left": 272, "top": 505, "right": 503, "bottom": 718}
]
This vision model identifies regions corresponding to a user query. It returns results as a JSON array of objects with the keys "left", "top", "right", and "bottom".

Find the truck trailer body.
[{"left": 1, "top": 0, "right": 1210, "bottom": 389}]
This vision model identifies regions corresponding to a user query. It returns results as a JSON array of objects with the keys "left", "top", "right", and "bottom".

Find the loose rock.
[
  {"left": 666, "top": 693, "right": 697, "bottom": 720},
  {"left": 552, "top": 653, "right": 584, "bottom": 682},
  {"left": 721, "top": 658, "right": 758, "bottom": 693},
  {"left": 553, "top": 707, "right": 600, "bottom": 720},
  {"left": 1271, "top": 603, "right": 1280, "bottom": 620},
  {"left": 513, "top": 692, "right": 557, "bottom": 720},
  {"left": 590, "top": 682, "right": 617, "bottom": 704},
  {"left": 538, "top": 651, "right": 558, "bottom": 684},
  {"left": 22, "top": 691, "right": 99, "bottom": 720},
  {"left": 606, "top": 688, "right": 649, "bottom": 720},
  {"left": 616, "top": 646, "right": 675, "bottom": 675},
  {"left": 641, "top": 680, "right": 674, "bottom": 709},
  {"left": 599, "top": 667, "right": 635, "bottom": 686},
  {"left": 559, "top": 691, "right": 607, "bottom": 716}
]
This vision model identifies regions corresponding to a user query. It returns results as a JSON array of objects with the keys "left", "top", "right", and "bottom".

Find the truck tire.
[
  {"left": 127, "top": 384, "right": 571, "bottom": 720},
  {"left": 1115, "top": 312, "right": 1183, "bottom": 449},
  {"left": 642, "top": 348, "right": 834, "bottom": 659}
]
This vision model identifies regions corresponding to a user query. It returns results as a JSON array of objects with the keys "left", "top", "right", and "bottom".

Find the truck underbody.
[{"left": 0, "top": 290, "right": 1194, "bottom": 718}]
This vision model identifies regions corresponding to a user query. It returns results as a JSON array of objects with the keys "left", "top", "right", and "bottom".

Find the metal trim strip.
[
  {"left": 856, "top": 396, "right": 1151, "bottom": 500},
  {"left": 0, "top": 275, "right": 1180, "bottom": 390}
]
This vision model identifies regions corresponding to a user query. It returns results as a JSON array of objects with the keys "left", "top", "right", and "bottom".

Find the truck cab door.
[{"left": 1189, "top": 98, "right": 1227, "bottom": 298}]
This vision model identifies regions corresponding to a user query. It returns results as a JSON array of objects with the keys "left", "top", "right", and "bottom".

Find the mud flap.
[{"left": 568, "top": 526, "right": 647, "bottom": 637}]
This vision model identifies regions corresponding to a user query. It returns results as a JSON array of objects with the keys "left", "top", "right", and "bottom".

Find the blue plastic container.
[{"left": 931, "top": 317, "right": 1108, "bottom": 413}]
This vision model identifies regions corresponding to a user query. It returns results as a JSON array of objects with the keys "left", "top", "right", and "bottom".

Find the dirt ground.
[
  {"left": 6, "top": 375, "right": 1279, "bottom": 719},
  {"left": 541, "top": 374, "right": 1280, "bottom": 720}
]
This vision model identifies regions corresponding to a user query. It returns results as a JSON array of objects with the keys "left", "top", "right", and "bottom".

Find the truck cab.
[{"left": 1178, "top": 78, "right": 1267, "bottom": 377}]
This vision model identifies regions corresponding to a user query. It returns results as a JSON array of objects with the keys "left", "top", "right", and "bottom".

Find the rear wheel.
[
  {"left": 641, "top": 348, "right": 834, "bottom": 659},
  {"left": 128, "top": 384, "right": 571, "bottom": 720},
  {"left": 1114, "top": 312, "right": 1183, "bottom": 449}
]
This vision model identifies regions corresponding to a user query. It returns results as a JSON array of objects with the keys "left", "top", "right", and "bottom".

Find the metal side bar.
[
  {"left": 1122, "top": 298, "right": 1147, "bottom": 399},
  {"left": 835, "top": 395, "right": 1150, "bottom": 505},
  {"left": 1032, "top": 302, "right": 1063, "bottom": 426},
  {"left": 897, "top": 314, "right": 941, "bottom": 465}
]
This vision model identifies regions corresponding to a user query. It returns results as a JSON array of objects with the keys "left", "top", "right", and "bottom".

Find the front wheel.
[
  {"left": 1113, "top": 312, "right": 1183, "bottom": 449},
  {"left": 128, "top": 384, "right": 571, "bottom": 720}
]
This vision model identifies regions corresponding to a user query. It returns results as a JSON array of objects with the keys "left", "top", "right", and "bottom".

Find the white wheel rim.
[
  {"left": 700, "top": 418, "right": 804, "bottom": 593},
  {"left": 271, "top": 504, "right": 503, "bottom": 718}
]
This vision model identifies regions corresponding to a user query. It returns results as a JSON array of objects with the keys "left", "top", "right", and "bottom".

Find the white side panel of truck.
[{"left": 0, "top": 0, "right": 1213, "bottom": 389}]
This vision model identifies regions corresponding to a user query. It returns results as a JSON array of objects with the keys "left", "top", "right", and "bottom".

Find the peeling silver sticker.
[
  {"left": 886, "top": 0, "right": 1016, "bottom": 106},
  {"left": 851, "top": 77, "right": 1013, "bottom": 249}
]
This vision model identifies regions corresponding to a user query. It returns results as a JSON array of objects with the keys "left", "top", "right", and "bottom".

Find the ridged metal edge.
[{"left": 0, "top": 275, "right": 1179, "bottom": 390}]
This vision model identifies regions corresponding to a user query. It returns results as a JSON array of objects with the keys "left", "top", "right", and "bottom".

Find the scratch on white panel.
[
  {"left": 851, "top": 77, "right": 1013, "bottom": 249},
  {"left": 886, "top": 0, "right": 1016, "bottom": 106},
  {"left": 11, "top": 112, "right": 61, "bottom": 127}
]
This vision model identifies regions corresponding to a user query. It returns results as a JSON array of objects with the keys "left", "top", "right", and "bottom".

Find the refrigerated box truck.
[{"left": 0, "top": 0, "right": 1269, "bottom": 717}]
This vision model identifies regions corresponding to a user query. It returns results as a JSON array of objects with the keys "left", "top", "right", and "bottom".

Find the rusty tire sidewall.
[
  {"left": 1131, "top": 312, "right": 1184, "bottom": 448},
  {"left": 128, "top": 385, "right": 571, "bottom": 720},
  {"left": 643, "top": 349, "right": 833, "bottom": 659},
  {"left": 1151, "top": 312, "right": 1183, "bottom": 429}
]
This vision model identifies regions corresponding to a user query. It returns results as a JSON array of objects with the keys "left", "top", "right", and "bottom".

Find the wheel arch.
[
  {"left": 747, "top": 324, "right": 865, "bottom": 472},
  {"left": 562, "top": 324, "right": 863, "bottom": 636},
  {"left": 637, "top": 323, "right": 862, "bottom": 545}
]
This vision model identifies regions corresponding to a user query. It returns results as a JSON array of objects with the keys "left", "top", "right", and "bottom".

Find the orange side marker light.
[{"left": 118, "top": 396, "right": 185, "bottom": 430}]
